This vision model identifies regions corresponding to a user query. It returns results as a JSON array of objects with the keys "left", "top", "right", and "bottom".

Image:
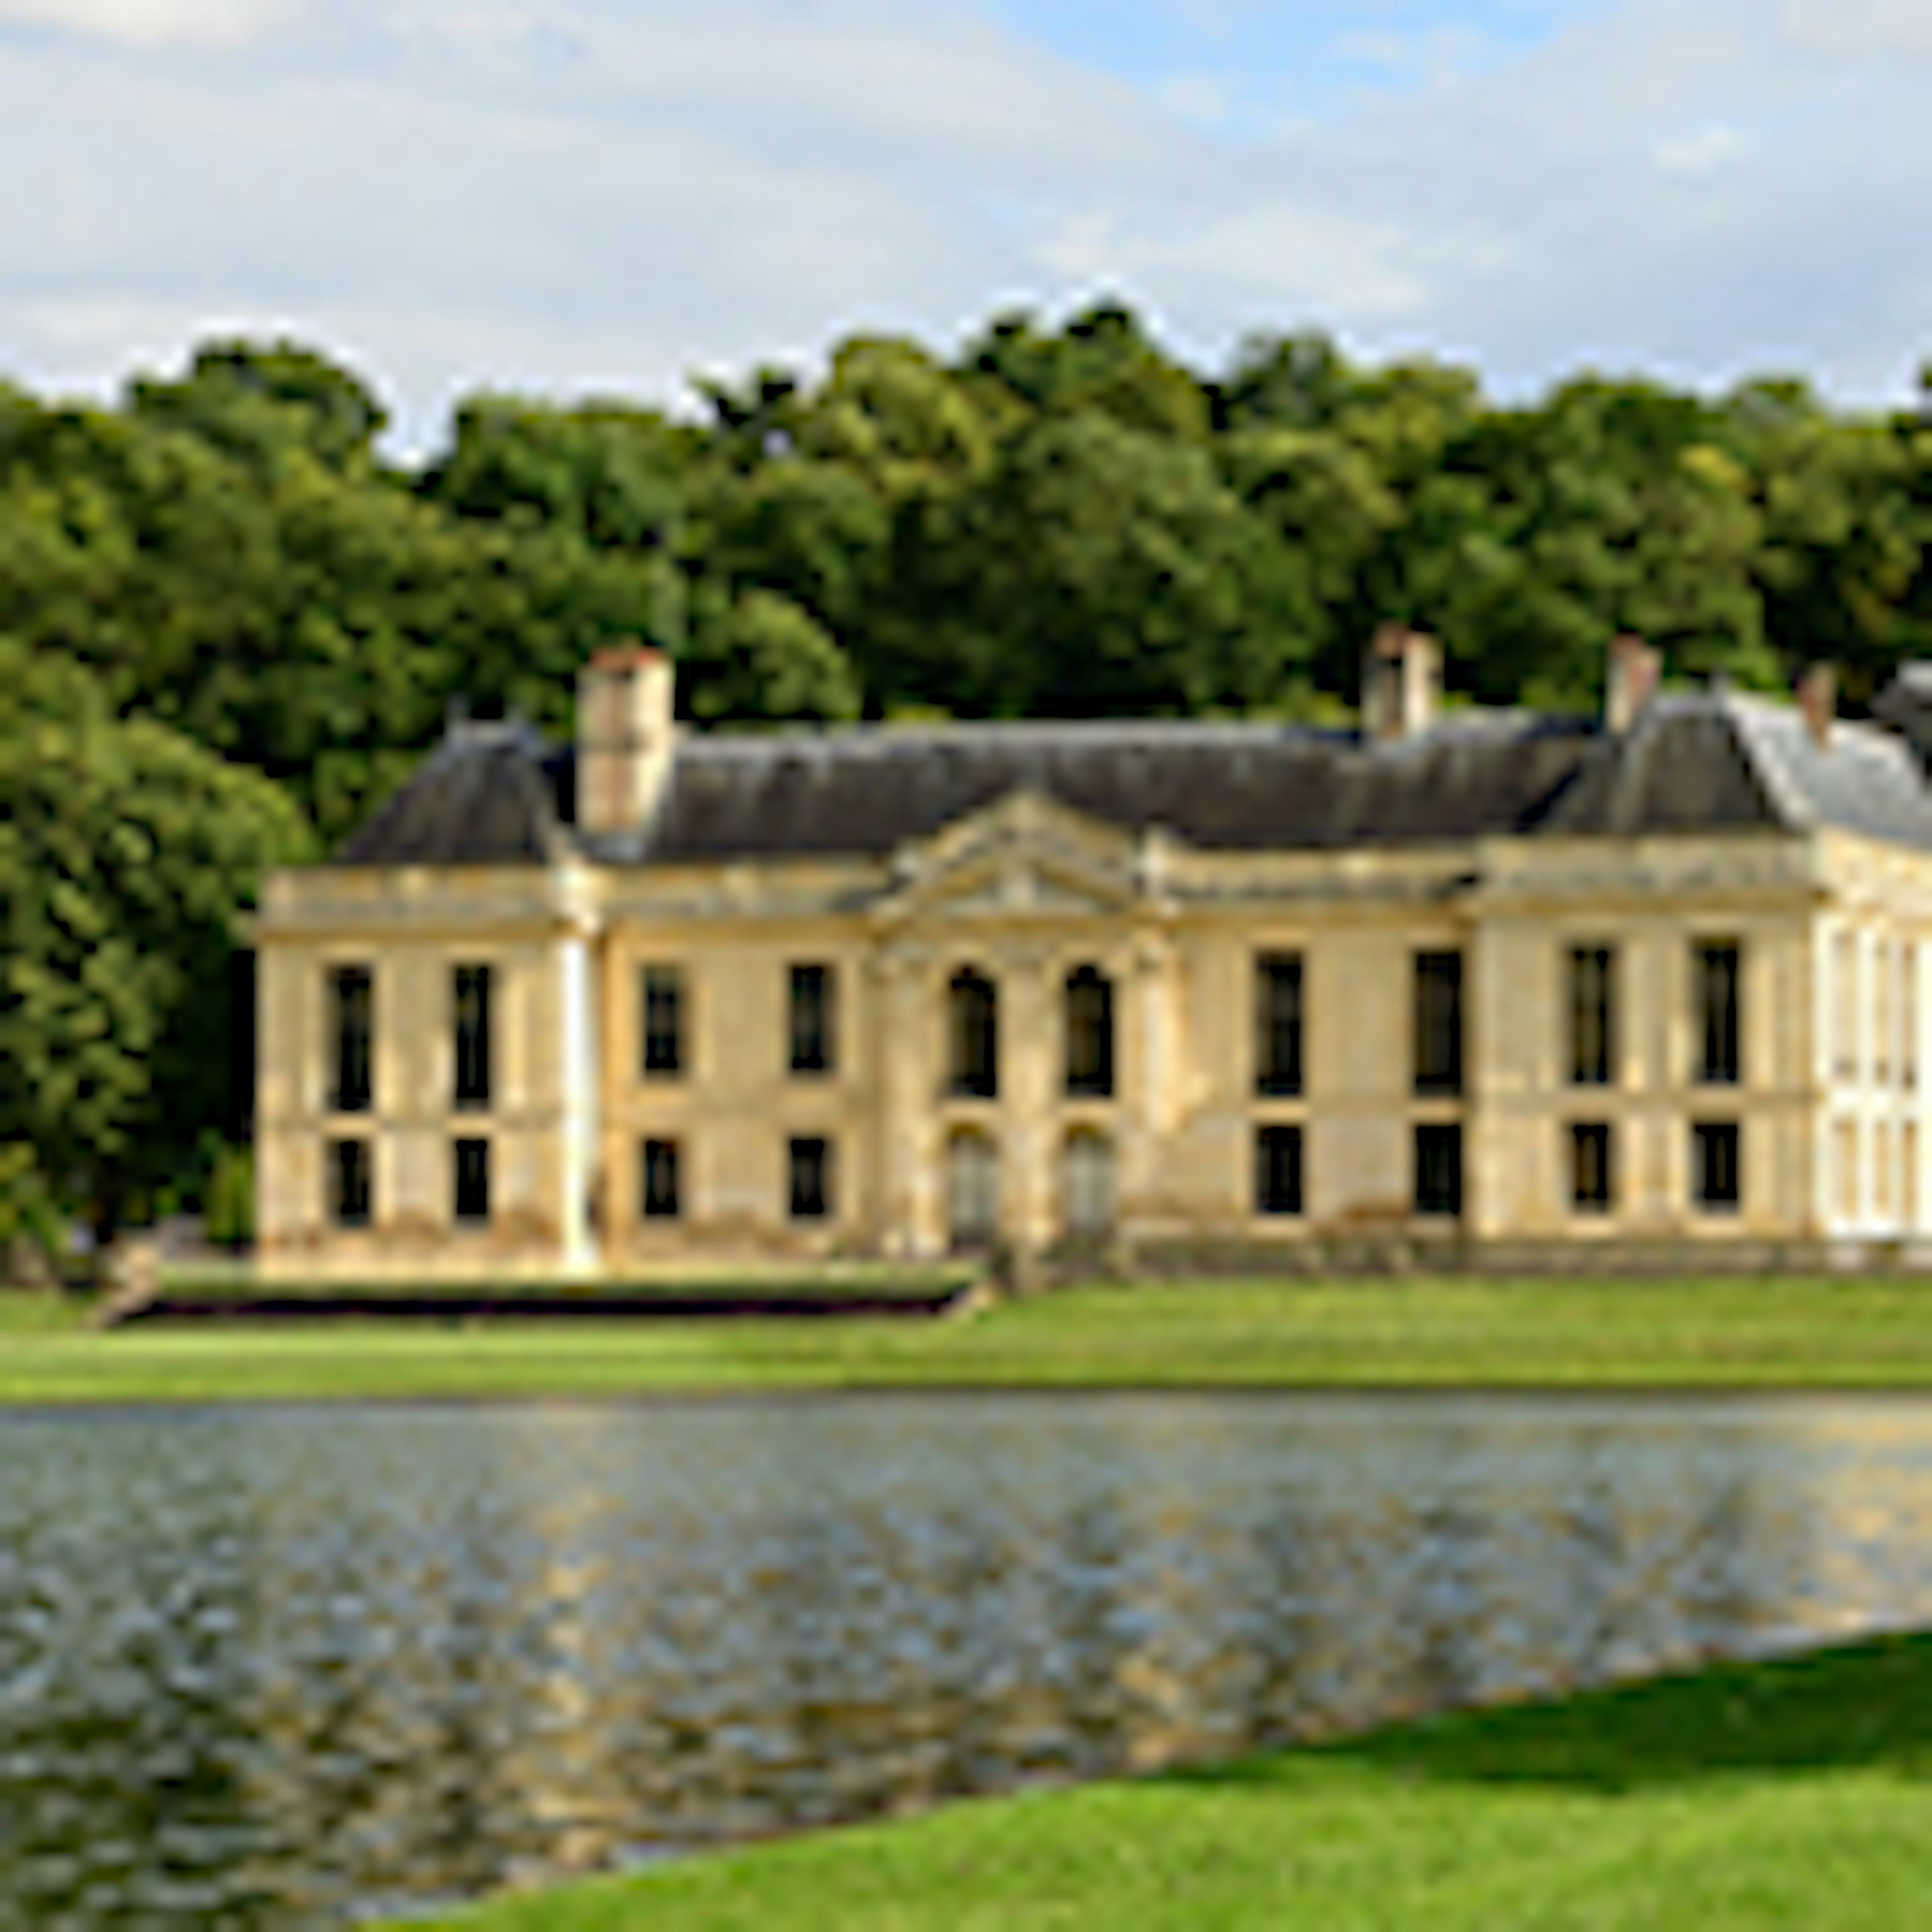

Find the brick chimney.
[
  {"left": 1604, "top": 633, "right": 1662, "bottom": 734},
  {"left": 1797, "top": 661, "right": 1837, "bottom": 749},
  {"left": 1361, "top": 623, "right": 1440, "bottom": 742},
  {"left": 577, "top": 646, "right": 676, "bottom": 837}
]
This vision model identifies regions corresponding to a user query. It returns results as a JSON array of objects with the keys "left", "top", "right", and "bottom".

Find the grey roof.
[
  {"left": 331, "top": 722, "right": 570, "bottom": 867},
  {"left": 329, "top": 687, "right": 1932, "bottom": 869}
]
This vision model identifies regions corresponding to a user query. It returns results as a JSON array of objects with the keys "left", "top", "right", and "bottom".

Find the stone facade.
[{"left": 254, "top": 639, "right": 1932, "bottom": 1278}]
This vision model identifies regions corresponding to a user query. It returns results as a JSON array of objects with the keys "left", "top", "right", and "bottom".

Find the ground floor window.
[
  {"left": 1063, "top": 1130, "right": 1117, "bottom": 1237},
  {"left": 1414, "top": 1122, "right": 1463, "bottom": 1217},
  {"left": 453, "top": 1137, "right": 491, "bottom": 1225},
  {"left": 789, "top": 1136, "right": 833, "bottom": 1221},
  {"left": 641, "top": 1138, "right": 680, "bottom": 1219},
  {"left": 330, "top": 1138, "right": 371, "bottom": 1228},
  {"left": 1255, "top": 1124, "right": 1304, "bottom": 1216},
  {"left": 1570, "top": 1123, "right": 1613, "bottom": 1213},
  {"left": 1692, "top": 1121, "right": 1740, "bottom": 1213}
]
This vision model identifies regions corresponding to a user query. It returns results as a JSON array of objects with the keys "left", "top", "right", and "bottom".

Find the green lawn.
[
  {"left": 406, "top": 1633, "right": 1932, "bottom": 1930},
  {"left": 3, "top": 1276, "right": 1932, "bottom": 1403}
]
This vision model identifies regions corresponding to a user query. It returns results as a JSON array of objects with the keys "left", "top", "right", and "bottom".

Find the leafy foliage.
[{"left": 8, "top": 309, "right": 1932, "bottom": 1240}]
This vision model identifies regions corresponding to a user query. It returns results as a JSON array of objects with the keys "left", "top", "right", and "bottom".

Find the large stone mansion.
[{"left": 254, "top": 630, "right": 1932, "bottom": 1277}]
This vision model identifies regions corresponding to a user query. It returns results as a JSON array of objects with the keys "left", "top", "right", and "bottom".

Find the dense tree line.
[{"left": 5, "top": 310, "right": 1932, "bottom": 1258}]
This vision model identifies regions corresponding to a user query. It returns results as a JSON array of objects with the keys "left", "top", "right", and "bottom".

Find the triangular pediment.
[{"left": 869, "top": 788, "right": 1153, "bottom": 926}]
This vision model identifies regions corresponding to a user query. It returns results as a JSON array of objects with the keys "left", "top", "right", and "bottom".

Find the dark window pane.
[
  {"left": 330, "top": 1138, "right": 371, "bottom": 1228},
  {"left": 1065, "top": 966, "right": 1115, "bottom": 1097},
  {"left": 453, "top": 964, "right": 493, "bottom": 1109},
  {"left": 1696, "top": 942, "right": 1742, "bottom": 1085},
  {"left": 642, "top": 967, "right": 683, "bottom": 1077},
  {"left": 948, "top": 970, "right": 999, "bottom": 1099},
  {"left": 1255, "top": 953, "right": 1304, "bottom": 1096},
  {"left": 641, "top": 1138, "right": 680, "bottom": 1219},
  {"left": 1414, "top": 952, "right": 1464, "bottom": 1096},
  {"left": 331, "top": 966, "right": 373, "bottom": 1113},
  {"left": 789, "top": 964, "right": 836, "bottom": 1075},
  {"left": 1694, "top": 1122, "right": 1741, "bottom": 1211},
  {"left": 1414, "top": 1122, "right": 1463, "bottom": 1217},
  {"left": 1255, "top": 1125, "right": 1304, "bottom": 1216},
  {"left": 789, "top": 1137, "right": 832, "bottom": 1220},
  {"left": 1571, "top": 1122, "right": 1613, "bottom": 1212},
  {"left": 453, "top": 1138, "right": 491, "bottom": 1224},
  {"left": 1570, "top": 947, "right": 1615, "bottom": 1086}
]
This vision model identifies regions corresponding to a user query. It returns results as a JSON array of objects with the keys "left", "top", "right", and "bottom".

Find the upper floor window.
[
  {"left": 453, "top": 964, "right": 493, "bottom": 1110},
  {"left": 330, "top": 965, "right": 373, "bottom": 1113},
  {"left": 1569, "top": 946, "right": 1615, "bottom": 1086},
  {"left": 1413, "top": 951, "right": 1464, "bottom": 1097},
  {"left": 642, "top": 965, "right": 684, "bottom": 1078},
  {"left": 1254, "top": 952, "right": 1304, "bottom": 1097},
  {"left": 789, "top": 963, "right": 836, "bottom": 1076},
  {"left": 948, "top": 969, "right": 998, "bottom": 1099},
  {"left": 1695, "top": 941, "right": 1742, "bottom": 1086},
  {"left": 1064, "top": 965, "right": 1114, "bottom": 1098}
]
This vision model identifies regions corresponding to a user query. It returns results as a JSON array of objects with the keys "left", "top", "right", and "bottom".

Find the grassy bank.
[
  {"left": 406, "top": 1633, "right": 1932, "bottom": 1930},
  {"left": 4, "top": 1276, "right": 1932, "bottom": 1403}
]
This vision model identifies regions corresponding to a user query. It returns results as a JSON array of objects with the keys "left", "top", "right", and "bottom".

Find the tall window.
[
  {"left": 331, "top": 965, "right": 373, "bottom": 1113},
  {"left": 453, "top": 964, "right": 493, "bottom": 1110},
  {"left": 1570, "top": 1123, "right": 1613, "bottom": 1214},
  {"left": 641, "top": 1138, "right": 680, "bottom": 1219},
  {"left": 330, "top": 1138, "right": 372, "bottom": 1228},
  {"left": 642, "top": 965, "right": 684, "bottom": 1077},
  {"left": 1414, "top": 952, "right": 1465, "bottom": 1097},
  {"left": 1693, "top": 1121, "right": 1741, "bottom": 1213},
  {"left": 1064, "top": 965, "right": 1114, "bottom": 1097},
  {"left": 789, "top": 1136, "right": 833, "bottom": 1220},
  {"left": 1255, "top": 1125, "right": 1304, "bottom": 1217},
  {"left": 1695, "top": 941, "right": 1742, "bottom": 1085},
  {"left": 453, "top": 1137, "right": 491, "bottom": 1224},
  {"left": 1832, "top": 931, "right": 1858, "bottom": 1082},
  {"left": 789, "top": 963, "right": 836, "bottom": 1076},
  {"left": 1414, "top": 1122, "right": 1463, "bottom": 1217},
  {"left": 948, "top": 969, "right": 998, "bottom": 1099},
  {"left": 1254, "top": 953, "right": 1304, "bottom": 1096},
  {"left": 1569, "top": 947, "right": 1615, "bottom": 1087}
]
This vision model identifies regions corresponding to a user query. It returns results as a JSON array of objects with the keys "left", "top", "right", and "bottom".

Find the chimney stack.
[
  {"left": 577, "top": 646, "right": 676, "bottom": 837},
  {"left": 1361, "top": 623, "right": 1440, "bottom": 742},
  {"left": 1604, "top": 634, "right": 1662, "bottom": 734},
  {"left": 1797, "top": 661, "right": 1837, "bottom": 749}
]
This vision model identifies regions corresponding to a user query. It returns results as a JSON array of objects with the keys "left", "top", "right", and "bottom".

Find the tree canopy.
[{"left": 7, "top": 312, "right": 1932, "bottom": 1253}]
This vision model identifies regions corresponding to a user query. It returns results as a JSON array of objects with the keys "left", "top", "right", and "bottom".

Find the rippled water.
[{"left": 4, "top": 1392, "right": 1932, "bottom": 1926}]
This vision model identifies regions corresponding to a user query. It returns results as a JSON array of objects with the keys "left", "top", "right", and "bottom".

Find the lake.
[{"left": 4, "top": 1391, "right": 1931, "bottom": 1925}]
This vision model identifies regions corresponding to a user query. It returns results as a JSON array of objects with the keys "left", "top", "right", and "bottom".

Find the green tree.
[{"left": 0, "top": 643, "right": 311, "bottom": 1250}]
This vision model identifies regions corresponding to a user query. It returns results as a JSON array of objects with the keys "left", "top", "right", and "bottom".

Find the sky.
[{"left": 3, "top": 0, "right": 1929, "bottom": 453}]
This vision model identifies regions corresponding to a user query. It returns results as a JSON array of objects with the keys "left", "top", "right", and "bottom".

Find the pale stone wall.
[{"left": 254, "top": 818, "right": 1932, "bottom": 1278}]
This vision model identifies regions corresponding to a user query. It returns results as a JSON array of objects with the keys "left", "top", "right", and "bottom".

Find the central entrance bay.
[{"left": 5, "top": 1391, "right": 1932, "bottom": 1925}]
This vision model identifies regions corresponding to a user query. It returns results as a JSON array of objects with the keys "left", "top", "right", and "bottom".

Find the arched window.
[
  {"left": 948, "top": 969, "right": 999, "bottom": 1098},
  {"left": 946, "top": 1129, "right": 1001, "bottom": 1251},
  {"left": 1063, "top": 1130, "right": 1116, "bottom": 1238},
  {"left": 1064, "top": 965, "right": 1114, "bottom": 1097}
]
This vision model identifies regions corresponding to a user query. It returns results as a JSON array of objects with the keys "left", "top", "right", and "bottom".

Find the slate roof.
[
  {"left": 331, "top": 722, "right": 571, "bottom": 867},
  {"left": 328, "top": 683, "right": 1932, "bottom": 868}
]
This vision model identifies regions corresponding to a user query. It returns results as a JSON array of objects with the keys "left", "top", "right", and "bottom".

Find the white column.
[{"left": 557, "top": 929, "right": 599, "bottom": 1276}]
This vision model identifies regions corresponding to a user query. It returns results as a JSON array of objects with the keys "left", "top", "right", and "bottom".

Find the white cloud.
[
  {"left": 2, "top": 0, "right": 1930, "bottom": 453},
  {"left": 0, "top": 0, "right": 295, "bottom": 45}
]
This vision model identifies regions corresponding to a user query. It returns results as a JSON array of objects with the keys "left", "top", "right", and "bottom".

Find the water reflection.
[{"left": 2, "top": 1393, "right": 1930, "bottom": 1926}]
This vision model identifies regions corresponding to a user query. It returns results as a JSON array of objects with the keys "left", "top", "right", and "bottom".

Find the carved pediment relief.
[{"left": 869, "top": 788, "right": 1156, "bottom": 927}]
